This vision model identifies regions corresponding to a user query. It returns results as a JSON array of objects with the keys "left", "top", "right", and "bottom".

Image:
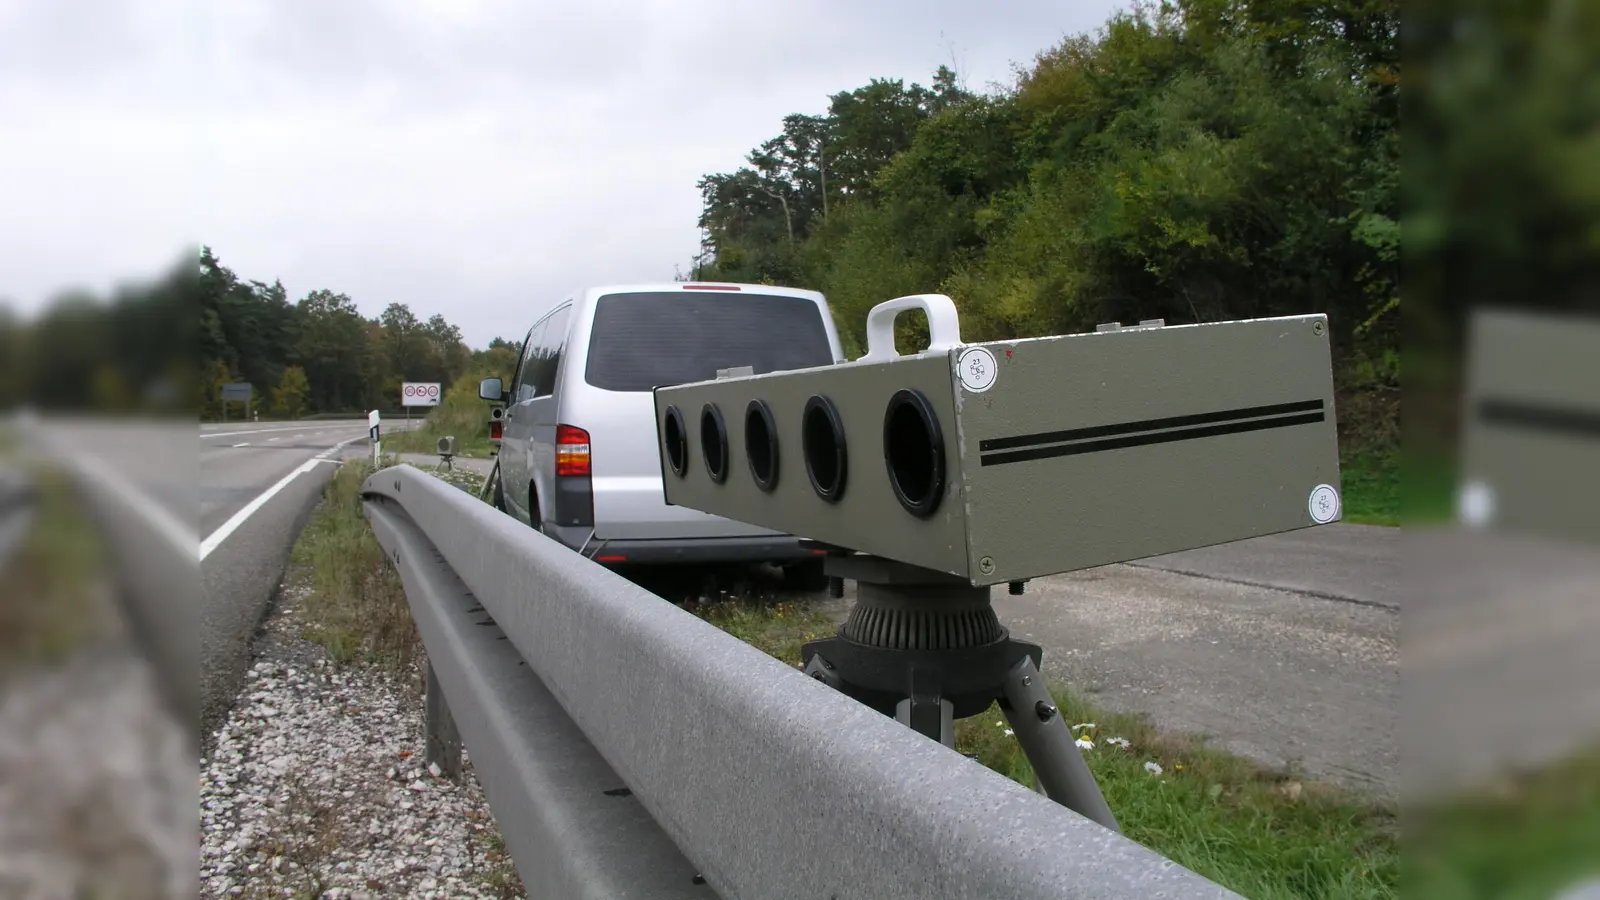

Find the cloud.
[{"left": 0, "top": 0, "right": 1123, "bottom": 346}]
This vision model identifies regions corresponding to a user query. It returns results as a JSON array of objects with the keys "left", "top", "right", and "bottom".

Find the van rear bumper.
[{"left": 544, "top": 524, "right": 819, "bottom": 566}]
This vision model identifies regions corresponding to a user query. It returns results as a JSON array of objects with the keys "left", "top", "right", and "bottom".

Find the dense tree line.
[
  {"left": 199, "top": 247, "right": 473, "bottom": 419},
  {"left": 692, "top": 0, "right": 1399, "bottom": 450},
  {"left": 0, "top": 257, "right": 196, "bottom": 413}
]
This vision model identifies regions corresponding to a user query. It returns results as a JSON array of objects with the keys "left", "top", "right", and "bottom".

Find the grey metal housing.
[{"left": 655, "top": 314, "right": 1342, "bottom": 586}]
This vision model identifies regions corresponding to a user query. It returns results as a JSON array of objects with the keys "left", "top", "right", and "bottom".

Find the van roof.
[{"left": 576, "top": 282, "right": 826, "bottom": 303}]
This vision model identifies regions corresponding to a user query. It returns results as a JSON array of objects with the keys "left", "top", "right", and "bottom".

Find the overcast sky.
[{"left": 0, "top": 0, "right": 1123, "bottom": 348}]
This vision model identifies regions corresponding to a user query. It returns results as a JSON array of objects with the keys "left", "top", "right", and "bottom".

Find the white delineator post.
[{"left": 369, "top": 409, "right": 382, "bottom": 466}]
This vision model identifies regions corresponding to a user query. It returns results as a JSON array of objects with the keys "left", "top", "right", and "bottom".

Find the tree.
[
  {"left": 295, "top": 289, "right": 368, "bottom": 412},
  {"left": 270, "top": 365, "right": 311, "bottom": 418},
  {"left": 688, "top": 0, "right": 1400, "bottom": 452}
]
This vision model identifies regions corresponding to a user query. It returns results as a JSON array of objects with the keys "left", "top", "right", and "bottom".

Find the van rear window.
[{"left": 583, "top": 292, "right": 835, "bottom": 391}]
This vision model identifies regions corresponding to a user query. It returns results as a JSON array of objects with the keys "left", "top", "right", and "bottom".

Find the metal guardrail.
[
  {"left": 0, "top": 466, "right": 38, "bottom": 575},
  {"left": 362, "top": 464, "right": 1241, "bottom": 900},
  {"left": 14, "top": 421, "right": 200, "bottom": 746}
]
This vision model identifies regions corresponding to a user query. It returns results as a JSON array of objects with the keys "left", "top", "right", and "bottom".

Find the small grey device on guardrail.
[{"left": 654, "top": 293, "right": 1341, "bottom": 830}]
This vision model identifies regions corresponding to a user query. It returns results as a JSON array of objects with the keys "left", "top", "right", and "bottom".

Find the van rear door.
[{"left": 575, "top": 288, "right": 838, "bottom": 541}]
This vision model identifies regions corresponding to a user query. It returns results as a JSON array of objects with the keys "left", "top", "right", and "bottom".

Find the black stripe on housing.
[
  {"left": 979, "top": 399, "right": 1325, "bottom": 453},
  {"left": 980, "top": 411, "right": 1326, "bottom": 467},
  {"left": 1477, "top": 398, "right": 1600, "bottom": 440}
]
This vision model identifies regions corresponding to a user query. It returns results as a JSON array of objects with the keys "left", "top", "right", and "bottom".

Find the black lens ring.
[
  {"left": 802, "top": 394, "right": 848, "bottom": 503},
  {"left": 663, "top": 405, "right": 689, "bottom": 478},
  {"left": 745, "top": 398, "right": 780, "bottom": 492},
  {"left": 883, "top": 388, "right": 946, "bottom": 518},
  {"left": 700, "top": 403, "right": 729, "bottom": 484}
]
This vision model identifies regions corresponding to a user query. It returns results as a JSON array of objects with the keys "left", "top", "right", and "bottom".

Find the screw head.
[
  {"left": 1035, "top": 701, "right": 1058, "bottom": 722},
  {"left": 1312, "top": 320, "right": 1325, "bottom": 336},
  {"left": 979, "top": 556, "right": 996, "bottom": 575}
]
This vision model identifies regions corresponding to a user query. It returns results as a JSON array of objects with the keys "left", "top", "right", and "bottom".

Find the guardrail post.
[{"left": 424, "top": 658, "right": 462, "bottom": 780}]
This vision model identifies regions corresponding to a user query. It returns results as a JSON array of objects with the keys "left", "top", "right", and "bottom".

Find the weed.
[
  {"left": 0, "top": 464, "right": 112, "bottom": 678},
  {"left": 289, "top": 461, "right": 419, "bottom": 674}
]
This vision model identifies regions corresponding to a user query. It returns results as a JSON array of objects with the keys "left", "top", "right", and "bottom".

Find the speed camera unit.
[{"left": 653, "top": 294, "right": 1342, "bottom": 587}]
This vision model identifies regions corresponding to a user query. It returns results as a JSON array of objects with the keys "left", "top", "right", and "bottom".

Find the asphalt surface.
[
  {"left": 1406, "top": 528, "right": 1600, "bottom": 799},
  {"left": 1128, "top": 524, "right": 1400, "bottom": 610},
  {"left": 996, "top": 547, "right": 1399, "bottom": 798}
]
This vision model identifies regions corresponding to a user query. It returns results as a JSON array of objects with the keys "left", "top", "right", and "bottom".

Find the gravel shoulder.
[{"left": 200, "top": 582, "right": 523, "bottom": 900}]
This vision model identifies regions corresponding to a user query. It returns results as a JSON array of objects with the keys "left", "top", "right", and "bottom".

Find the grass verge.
[
  {"left": 1406, "top": 747, "right": 1600, "bottom": 899},
  {"left": 1339, "top": 447, "right": 1399, "bottom": 526},
  {"left": 381, "top": 371, "right": 500, "bottom": 459},
  {"left": 288, "top": 460, "right": 419, "bottom": 674},
  {"left": 696, "top": 596, "right": 1398, "bottom": 900}
]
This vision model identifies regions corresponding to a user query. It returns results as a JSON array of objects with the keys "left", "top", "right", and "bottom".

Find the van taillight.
[
  {"left": 557, "top": 425, "right": 591, "bottom": 477},
  {"left": 489, "top": 420, "right": 503, "bottom": 441}
]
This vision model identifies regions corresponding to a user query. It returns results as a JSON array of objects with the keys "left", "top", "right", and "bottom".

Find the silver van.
[{"left": 479, "top": 282, "right": 844, "bottom": 571}]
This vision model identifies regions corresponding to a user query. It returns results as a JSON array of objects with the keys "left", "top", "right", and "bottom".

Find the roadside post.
[{"left": 369, "top": 409, "right": 381, "bottom": 466}]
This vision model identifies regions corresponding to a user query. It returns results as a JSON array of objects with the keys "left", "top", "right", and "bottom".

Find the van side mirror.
[{"left": 479, "top": 377, "right": 504, "bottom": 401}]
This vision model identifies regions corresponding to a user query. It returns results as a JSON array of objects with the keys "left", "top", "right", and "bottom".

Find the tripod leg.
[
  {"left": 1001, "top": 657, "right": 1120, "bottom": 832},
  {"left": 895, "top": 696, "right": 954, "bottom": 747}
]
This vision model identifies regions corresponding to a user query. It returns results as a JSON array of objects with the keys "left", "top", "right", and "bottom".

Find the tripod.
[{"left": 800, "top": 550, "right": 1120, "bottom": 832}]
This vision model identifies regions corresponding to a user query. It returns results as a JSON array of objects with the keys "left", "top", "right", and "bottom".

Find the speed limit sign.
[{"left": 401, "top": 382, "right": 442, "bottom": 407}]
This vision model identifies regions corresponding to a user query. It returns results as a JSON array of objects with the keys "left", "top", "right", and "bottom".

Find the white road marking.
[
  {"left": 198, "top": 435, "right": 368, "bottom": 561},
  {"left": 201, "top": 458, "right": 335, "bottom": 560},
  {"left": 232, "top": 442, "right": 250, "bottom": 448},
  {"left": 268, "top": 437, "right": 281, "bottom": 442},
  {"left": 201, "top": 425, "right": 359, "bottom": 439},
  {"left": 317, "top": 436, "right": 365, "bottom": 459},
  {"left": 293, "top": 434, "right": 304, "bottom": 439}
]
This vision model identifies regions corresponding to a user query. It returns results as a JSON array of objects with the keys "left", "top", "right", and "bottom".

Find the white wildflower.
[
  {"left": 1144, "top": 761, "right": 1163, "bottom": 776},
  {"left": 1075, "top": 737, "right": 1094, "bottom": 750}
]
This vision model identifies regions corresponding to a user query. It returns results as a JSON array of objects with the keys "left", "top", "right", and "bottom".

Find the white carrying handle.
[{"left": 857, "top": 293, "right": 963, "bottom": 363}]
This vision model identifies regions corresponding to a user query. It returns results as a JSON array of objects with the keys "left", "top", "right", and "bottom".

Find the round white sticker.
[
  {"left": 1458, "top": 480, "right": 1496, "bottom": 529},
  {"left": 957, "top": 347, "right": 999, "bottom": 393},
  {"left": 1308, "top": 484, "right": 1341, "bottom": 524}
]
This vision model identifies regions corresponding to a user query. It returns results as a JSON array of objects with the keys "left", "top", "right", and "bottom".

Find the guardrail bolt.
[
  {"left": 1034, "top": 700, "right": 1057, "bottom": 722},
  {"left": 979, "top": 556, "right": 996, "bottom": 575}
]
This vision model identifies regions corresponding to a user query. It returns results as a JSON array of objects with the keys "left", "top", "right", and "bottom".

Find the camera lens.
[
  {"left": 884, "top": 389, "right": 945, "bottom": 517},
  {"left": 700, "top": 403, "right": 729, "bottom": 484},
  {"left": 745, "top": 399, "right": 779, "bottom": 492},
  {"left": 663, "top": 406, "right": 689, "bottom": 477},
  {"left": 802, "top": 395, "right": 848, "bottom": 502}
]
